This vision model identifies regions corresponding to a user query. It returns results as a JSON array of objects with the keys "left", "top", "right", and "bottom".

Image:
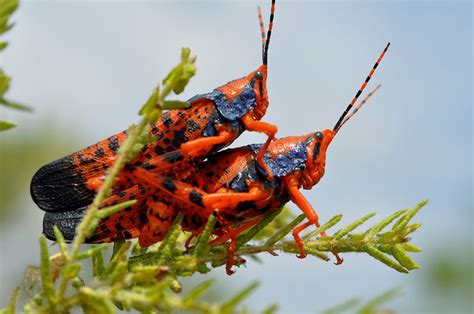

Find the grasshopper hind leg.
[{"left": 138, "top": 198, "right": 177, "bottom": 247}]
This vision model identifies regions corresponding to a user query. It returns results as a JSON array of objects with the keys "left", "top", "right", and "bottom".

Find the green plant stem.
[
  {"left": 132, "top": 228, "right": 417, "bottom": 273},
  {"left": 55, "top": 81, "right": 176, "bottom": 306},
  {"left": 55, "top": 121, "right": 146, "bottom": 304}
]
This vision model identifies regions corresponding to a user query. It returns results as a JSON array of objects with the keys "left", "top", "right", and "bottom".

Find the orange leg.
[
  {"left": 130, "top": 171, "right": 268, "bottom": 273},
  {"left": 103, "top": 130, "right": 235, "bottom": 192},
  {"left": 292, "top": 221, "right": 313, "bottom": 258},
  {"left": 133, "top": 169, "right": 270, "bottom": 220},
  {"left": 202, "top": 185, "right": 267, "bottom": 211},
  {"left": 138, "top": 199, "right": 176, "bottom": 247},
  {"left": 208, "top": 220, "right": 258, "bottom": 246},
  {"left": 129, "top": 134, "right": 232, "bottom": 177},
  {"left": 226, "top": 229, "right": 239, "bottom": 275},
  {"left": 210, "top": 217, "right": 255, "bottom": 275},
  {"left": 285, "top": 175, "right": 322, "bottom": 257},
  {"left": 180, "top": 130, "right": 234, "bottom": 157},
  {"left": 185, "top": 228, "right": 209, "bottom": 250},
  {"left": 132, "top": 169, "right": 214, "bottom": 221},
  {"left": 284, "top": 175, "right": 343, "bottom": 263},
  {"left": 241, "top": 114, "right": 277, "bottom": 180},
  {"left": 207, "top": 219, "right": 258, "bottom": 275},
  {"left": 185, "top": 232, "right": 197, "bottom": 250}
]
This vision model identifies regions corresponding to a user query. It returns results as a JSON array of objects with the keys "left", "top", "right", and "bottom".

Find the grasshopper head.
[
  {"left": 215, "top": 1, "right": 275, "bottom": 121},
  {"left": 301, "top": 129, "right": 334, "bottom": 189},
  {"left": 248, "top": 64, "right": 269, "bottom": 120}
]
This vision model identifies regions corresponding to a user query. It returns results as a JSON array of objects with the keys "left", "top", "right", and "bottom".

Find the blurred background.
[{"left": 0, "top": 0, "right": 472, "bottom": 312}]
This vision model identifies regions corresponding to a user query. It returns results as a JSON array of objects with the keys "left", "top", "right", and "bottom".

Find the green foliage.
[
  {"left": 323, "top": 287, "right": 401, "bottom": 314},
  {"left": 0, "top": 0, "right": 31, "bottom": 131},
  {"left": 166, "top": 200, "right": 426, "bottom": 275},
  {"left": 0, "top": 120, "right": 15, "bottom": 131},
  {"left": 0, "top": 286, "right": 20, "bottom": 314},
  {"left": 0, "top": 0, "right": 19, "bottom": 38},
  {"left": 0, "top": 126, "right": 77, "bottom": 223},
  {"left": 139, "top": 47, "right": 196, "bottom": 124},
  {"left": 6, "top": 197, "right": 425, "bottom": 312}
]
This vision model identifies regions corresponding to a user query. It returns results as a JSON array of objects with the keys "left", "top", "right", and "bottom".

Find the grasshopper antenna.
[
  {"left": 336, "top": 84, "right": 382, "bottom": 132},
  {"left": 262, "top": 0, "right": 276, "bottom": 65},
  {"left": 258, "top": 6, "right": 266, "bottom": 55},
  {"left": 333, "top": 42, "right": 390, "bottom": 131}
]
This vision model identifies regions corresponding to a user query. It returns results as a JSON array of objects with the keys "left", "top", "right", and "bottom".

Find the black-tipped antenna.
[
  {"left": 333, "top": 42, "right": 390, "bottom": 131},
  {"left": 336, "top": 84, "right": 381, "bottom": 133},
  {"left": 262, "top": 0, "right": 276, "bottom": 65}
]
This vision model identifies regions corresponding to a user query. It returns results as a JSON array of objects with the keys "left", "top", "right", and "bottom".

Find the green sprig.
[
  {"left": 221, "top": 282, "right": 259, "bottom": 314},
  {"left": 264, "top": 214, "right": 306, "bottom": 246},
  {"left": 193, "top": 214, "right": 216, "bottom": 258},
  {"left": 39, "top": 236, "right": 56, "bottom": 309},
  {"left": 0, "top": 0, "right": 32, "bottom": 130},
  {"left": 237, "top": 207, "right": 284, "bottom": 249}
]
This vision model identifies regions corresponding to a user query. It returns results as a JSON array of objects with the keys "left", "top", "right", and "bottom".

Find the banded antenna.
[
  {"left": 261, "top": 0, "right": 276, "bottom": 65},
  {"left": 333, "top": 42, "right": 390, "bottom": 131},
  {"left": 336, "top": 84, "right": 381, "bottom": 132}
]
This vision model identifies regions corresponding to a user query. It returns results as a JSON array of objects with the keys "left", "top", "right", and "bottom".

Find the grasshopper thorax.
[{"left": 216, "top": 64, "right": 269, "bottom": 120}]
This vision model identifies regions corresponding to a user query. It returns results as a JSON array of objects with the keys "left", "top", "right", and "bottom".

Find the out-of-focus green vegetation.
[
  {"left": 0, "top": 127, "right": 76, "bottom": 221},
  {"left": 427, "top": 254, "right": 472, "bottom": 292},
  {"left": 418, "top": 249, "right": 474, "bottom": 313},
  {"left": 323, "top": 288, "right": 400, "bottom": 314},
  {"left": 0, "top": 0, "right": 32, "bottom": 131}
]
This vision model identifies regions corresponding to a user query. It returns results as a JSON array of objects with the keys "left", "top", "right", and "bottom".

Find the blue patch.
[
  {"left": 202, "top": 111, "right": 224, "bottom": 137},
  {"left": 187, "top": 83, "right": 257, "bottom": 121},
  {"left": 203, "top": 123, "right": 217, "bottom": 137},
  {"left": 228, "top": 165, "right": 258, "bottom": 193},
  {"left": 247, "top": 142, "right": 309, "bottom": 177},
  {"left": 188, "top": 90, "right": 225, "bottom": 108}
]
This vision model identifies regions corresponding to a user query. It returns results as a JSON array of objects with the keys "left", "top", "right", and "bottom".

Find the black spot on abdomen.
[
  {"left": 163, "top": 151, "right": 184, "bottom": 164},
  {"left": 189, "top": 190, "right": 204, "bottom": 207},
  {"left": 162, "top": 178, "right": 177, "bottom": 193}
]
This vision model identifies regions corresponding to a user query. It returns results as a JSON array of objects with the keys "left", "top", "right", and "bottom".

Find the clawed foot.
[
  {"left": 225, "top": 265, "right": 235, "bottom": 276},
  {"left": 225, "top": 256, "right": 246, "bottom": 275},
  {"left": 185, "top": 234, "right": 196, "bottom": 250},
  {"left": 296, "top": 252, "right": 307, "bottom": 259},
  {"left": 333, "top": 252, "right": 344, "bottom": 265}
]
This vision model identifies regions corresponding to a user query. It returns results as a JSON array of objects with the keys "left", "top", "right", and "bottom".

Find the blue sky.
[{"left": 1, "top": 1, "right": 472, "bottom": 312}]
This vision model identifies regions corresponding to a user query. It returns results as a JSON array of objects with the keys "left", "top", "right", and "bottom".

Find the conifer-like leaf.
[
  {"left": 0, "top": 0, "right": 30, "bottom": 131},
  {"left": 0, "top": 120, "right": 15, "bottom": 131},
  {"left": 221, "top": 282, "right": 259, "bottom": 314}
]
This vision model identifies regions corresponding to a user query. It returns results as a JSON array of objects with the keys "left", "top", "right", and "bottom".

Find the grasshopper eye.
[
  {"left": 254, "top": 71, "right": 264, "bottom": 80},
  {"left": 315, "top": 132, "right": 323, "bottom": 140}
]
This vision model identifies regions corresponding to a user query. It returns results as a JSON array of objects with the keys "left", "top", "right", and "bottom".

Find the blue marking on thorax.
[
  {"left": 187, "top": 82, "right": 257, "bottom": 121},
  {"left": 247, "top": 141, "right": 309, "bottom": 178}
]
